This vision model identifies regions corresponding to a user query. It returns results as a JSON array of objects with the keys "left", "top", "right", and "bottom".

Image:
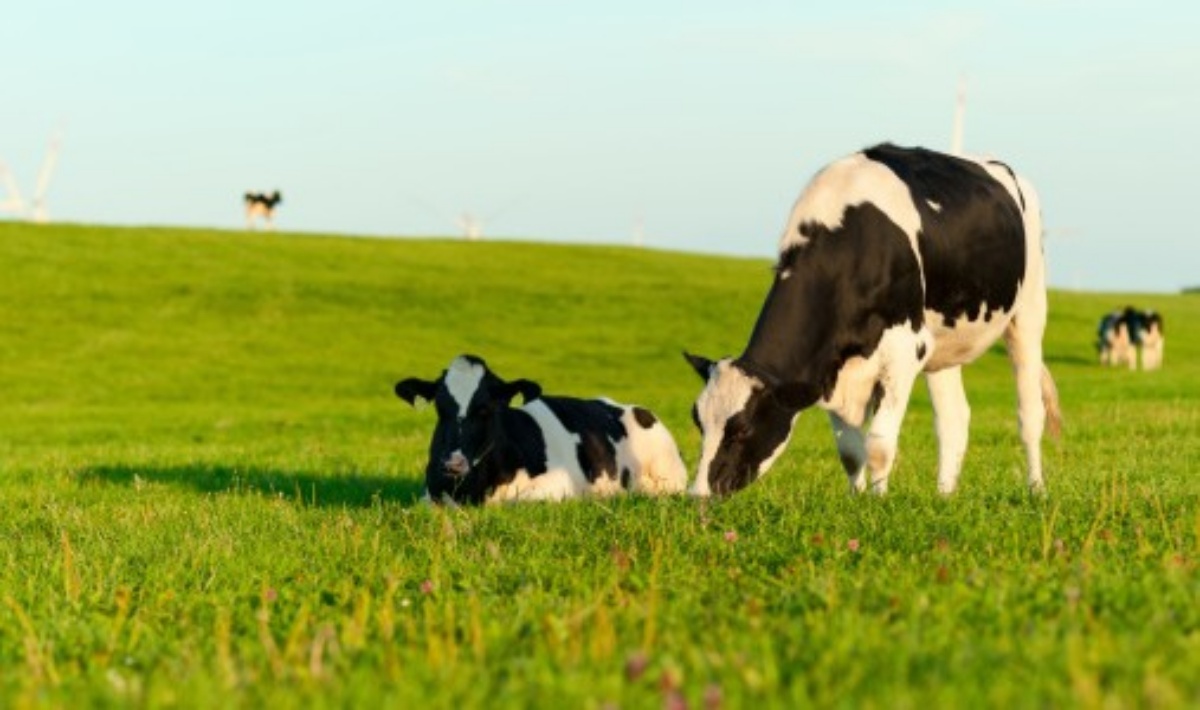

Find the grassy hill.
[{"left": 1, "top": 222, "right": 1197, "bottom": 707}]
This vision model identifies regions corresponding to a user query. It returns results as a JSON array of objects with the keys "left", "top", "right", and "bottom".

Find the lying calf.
[{"left": 395, "top": 355, "right": 688, "bottom": 504}]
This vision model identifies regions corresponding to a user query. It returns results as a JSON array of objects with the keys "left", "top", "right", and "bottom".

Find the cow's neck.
[{"left": 738, "top": 270, "right": 832, "bottom": 411}]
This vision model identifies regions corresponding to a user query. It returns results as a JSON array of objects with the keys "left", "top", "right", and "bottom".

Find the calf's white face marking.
[{"left": 445, "top": 356, "right": 486, "bottom": 419}]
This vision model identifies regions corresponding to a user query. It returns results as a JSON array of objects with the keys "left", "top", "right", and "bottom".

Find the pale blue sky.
[{"left": 4, "top": 1, "right": 1197, "bottom": 292}]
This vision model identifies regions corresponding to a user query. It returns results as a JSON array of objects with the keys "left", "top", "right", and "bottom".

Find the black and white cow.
[
  {"left": 1140, "top": 310, "right": 1164, "bottom": 371},
  {"left": 1098, "top": 307, "right": 1164, "bottom": 370},
  {"left": 1097, "top": 310, "right": 1128, "bottom": 368},
  {"left": 685, "top": 143, "right": 1061, "bottom": 497},
  {"left": 395, "top": 355, "right": 688, "bottom": 504},
  {"left": 244, "top": 190, "right": 282, "bottom": 230},
  {"left": 1096, "top": 307, "right": 1136, "bottom": 369}
]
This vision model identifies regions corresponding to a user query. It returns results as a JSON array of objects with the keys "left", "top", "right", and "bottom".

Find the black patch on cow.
[
  {"left": 869, "top": 381, "right": 886, "bottom": 418},
  {"left": 986, "top": 160, "right": 1025, "bottom": 211},
  {"left": 539, "top": 397, "right": 627, "bottom": 483},
  {"left": 743, "top": 200, "right": 924, "bottom": 407},
  {"left": 916, "top": 342, "right": 928, "bottom": 361},
  {"left": 863, "top": 144, "right": 1026, "bottom": 328},
  {"left": 423, "top": 407, "right": 550, "bottom": 505},
  {"left": 632, "top": 406, "right": 658, "bottom": 429},
  {"left": 620, "top": 467, "right": 632, "bottom": 490}
]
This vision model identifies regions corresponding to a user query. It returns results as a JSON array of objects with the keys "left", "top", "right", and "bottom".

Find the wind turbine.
[
  {"left": 455, "top": 211, "right": 484, "bottom": 241},
  {"left": 30, "top": 134, "right": 62, "bottom": 223},
  {"left": 0, "top": 132, "right": 63, "bottom": 222},
  {"left": 412, "top": 195, "right": 523, "bottom": 241},
  {"left": 951, "top": 77, "right": 966, "bottom": 156},
  {"left": 0, "top": 160, "right": 27, "bottom": 217}
]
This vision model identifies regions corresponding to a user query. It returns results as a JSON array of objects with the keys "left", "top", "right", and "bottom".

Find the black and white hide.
[
  {"left": 685, "top": 143, "right": 1062, "bottom": 497},
  {"left": 395, "top": 355, "right": 688, "bottom": 504},
  {"left": 1098, "top": 307, "right": 1164, "bottom": 371},
  {"left": 244, "top": 190, "right": 283, "bottom": 230}
]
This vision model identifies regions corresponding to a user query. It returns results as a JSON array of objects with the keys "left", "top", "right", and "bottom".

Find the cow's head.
[
  {"left": 395, "top": 355, "right": 541, "bottom": 504},
  {"left": 684, "top": 352, "right": 807, "bottom": 496}
]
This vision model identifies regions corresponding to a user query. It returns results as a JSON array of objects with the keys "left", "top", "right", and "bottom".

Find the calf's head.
[
  {"left": 395, "top": 355, "right": 541, "bottom": 503},
  {"left": 684, "top": 352, "right": 806, "bottom": 496}
]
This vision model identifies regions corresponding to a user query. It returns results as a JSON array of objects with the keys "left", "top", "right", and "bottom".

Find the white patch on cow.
[
  {"left": 618, "top": 408, "right": 689, "bottom": 494},
  {"left": 1141, "top": 321, "right": 1164, "bottom": 370},
  {"left": 779, "top": 153, "right": 924, "bottom": 258},
  {"left": 519, "top": 398, "right": 590, "bottom": 489},
  {"left": 923, "top": 303, "right": 1013, "bottom": 372},
  {"left": 974, "top": 159, "right": 1027, "bottom": 214},
  {"left": 925, "top": 366, "right": 970, "bottom": 495},
  {"left": 445, "top": 356, "right": 486, "bottom": 417},
  {"left": 926, "top": 199, "right": 942, "bottom": 213},
  {"left": 778, "top": 268, "right": 792, "bottom": 281},
  {"left": 488, "top": 468, "right": 577, "bottom": 503},
  {"left": 819, "top": 324, "right": 929, "bottom": 426},
  {"left": 690, "top": 359, "right": 760, "bottom": 497}
]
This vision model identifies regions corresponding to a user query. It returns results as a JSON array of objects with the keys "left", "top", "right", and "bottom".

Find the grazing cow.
[
  {"left": 395, "top": 355, "right": 688, "bottom": 504},
  {"left": 1099, "top": 307, "right": 1164, "bottom": 370},
  {"left": 244, "top": 190, "right": 283, "bottom": 230},
  {"left": 1096, "top": 307, "right": 1136, "bottom": 369},
  {"left": 685, "top": 143, "right": 1061, "bottom": 497},
  {"left": 1140, "top": 310, "right": 1164, "bottom": 370},
  {"left": 1094, "top": 309, "right": 1128, "bottom": 369}
]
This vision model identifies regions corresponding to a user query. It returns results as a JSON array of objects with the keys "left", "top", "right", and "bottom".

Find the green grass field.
[{"left": 1, "top": 222, "right": 1197, "bottom": 708}]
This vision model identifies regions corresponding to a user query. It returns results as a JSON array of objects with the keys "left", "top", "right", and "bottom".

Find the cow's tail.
[{"left": 1041, "top": 365, "right": 1062, "bottom": 439}]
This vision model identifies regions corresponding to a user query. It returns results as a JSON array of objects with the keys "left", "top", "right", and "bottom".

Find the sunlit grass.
[{"left": 1, "top": 222, "right": 1197, "bottom": 707}]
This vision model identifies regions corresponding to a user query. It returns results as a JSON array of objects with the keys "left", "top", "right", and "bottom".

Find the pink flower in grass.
[
  {"left": 419, "top": 579, "right": 435, "bottom": 595},
  {"left": 847, "top": 538, "right": 861, "bottom": 552},
  {"left": 724, "top": 530, "right": 738, "bottom": 543}
]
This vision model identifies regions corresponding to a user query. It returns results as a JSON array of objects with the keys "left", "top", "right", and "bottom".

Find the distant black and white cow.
[
  {"left": 685, "top": 143, "right": 1061, "bottom": 497},
  {"left": 1096, "top": 308, "right": 1137, "bottom": 369},
  {"left": 395, "top": 355, "right": 688, "bottom": 504},
  {"left": 1097, "top": 310, "right": 1128, "bottom": 368},
  {"left": 244, "top": 190, "right": 283, "bottom": 230},
  {"left": 1140, "top": 310, "right": 1164, "bottom": 370},
  {"left": 1098, "top": 307, "right": 1164, "bottom": 370}
]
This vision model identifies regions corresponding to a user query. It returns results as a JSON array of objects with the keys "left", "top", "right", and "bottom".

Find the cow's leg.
[
  {"left": 925, "top": 366, "right": 970, "bottom": 495},
  {"left": 829, "top": 412, "right": 867, "bottom": 493},
  {"left": 863, "top": 372, "right": 917, "bottom": 495},
  {"left": 1005, "top": 312, "right": 1050, "bottom": 493},
  {"left": 1144, "top": 338, "right": 1163, "bottom": 370}
]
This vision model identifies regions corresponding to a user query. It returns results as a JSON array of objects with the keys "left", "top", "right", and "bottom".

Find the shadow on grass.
[
  {"left": 79, "top": 464, "right": 426, "bottom": 508},
  {"left": 1045, "top": 352, "right": 1097, "bottom": 367}
]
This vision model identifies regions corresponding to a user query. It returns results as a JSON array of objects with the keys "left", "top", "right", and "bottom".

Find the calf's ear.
[
  {"left": 395, "top": 378, "right": 438, "bottom": 407},
  {"left": 683, "top": 351, "right": 715, "bottom": 381},
  {"left": 492, "top": 379, "right": 542, "bottom": 405}
]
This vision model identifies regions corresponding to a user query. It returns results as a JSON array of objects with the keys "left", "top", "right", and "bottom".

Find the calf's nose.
[{"left": 444, "top": 451, "right": 470, "bottom": 476}]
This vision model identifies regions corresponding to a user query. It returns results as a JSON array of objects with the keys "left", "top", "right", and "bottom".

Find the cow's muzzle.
[{"left": 443, "top": 451, "right": 470, "bottom": 477}]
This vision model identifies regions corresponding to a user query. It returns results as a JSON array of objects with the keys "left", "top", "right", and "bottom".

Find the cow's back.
[
  {"left": 863, "top": 145, "right": 1028, "bottom": 329},
  {"left": 489, "top": 396, "right": 686, "bottom": 501}
]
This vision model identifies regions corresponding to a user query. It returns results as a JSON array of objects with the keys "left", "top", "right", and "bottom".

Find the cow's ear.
[
  {"left": 772, "top": 381, "right": 819, "bottom": 412},
  {"left": 492, "top": 379, "right": 542, "bottom": 405},
  {"left": 683, "top": 351, "right": 715, "bottom": 381},
  {"left": 395, "top": 378, "right": 438, "bottom": 407}
]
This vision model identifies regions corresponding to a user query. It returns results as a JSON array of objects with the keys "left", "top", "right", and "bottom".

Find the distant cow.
[
  {"left": 685, "top": 143, "right": 1061, "bottom": 497},
  {"left": 1099, "top": 307, "right": 1164, "bottom": 370},
  {"left": 395, "top": 355, "right": 688, "bottom": 504},
  {"left": 1140, "top": 310, "right": 1164, "bottom": 370},
  {"left": 1096, "top": 308, "right": 1136, "bottom": 369},
  {"left": 244, "top": 190, "right": 282, "bottom": 230}
]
